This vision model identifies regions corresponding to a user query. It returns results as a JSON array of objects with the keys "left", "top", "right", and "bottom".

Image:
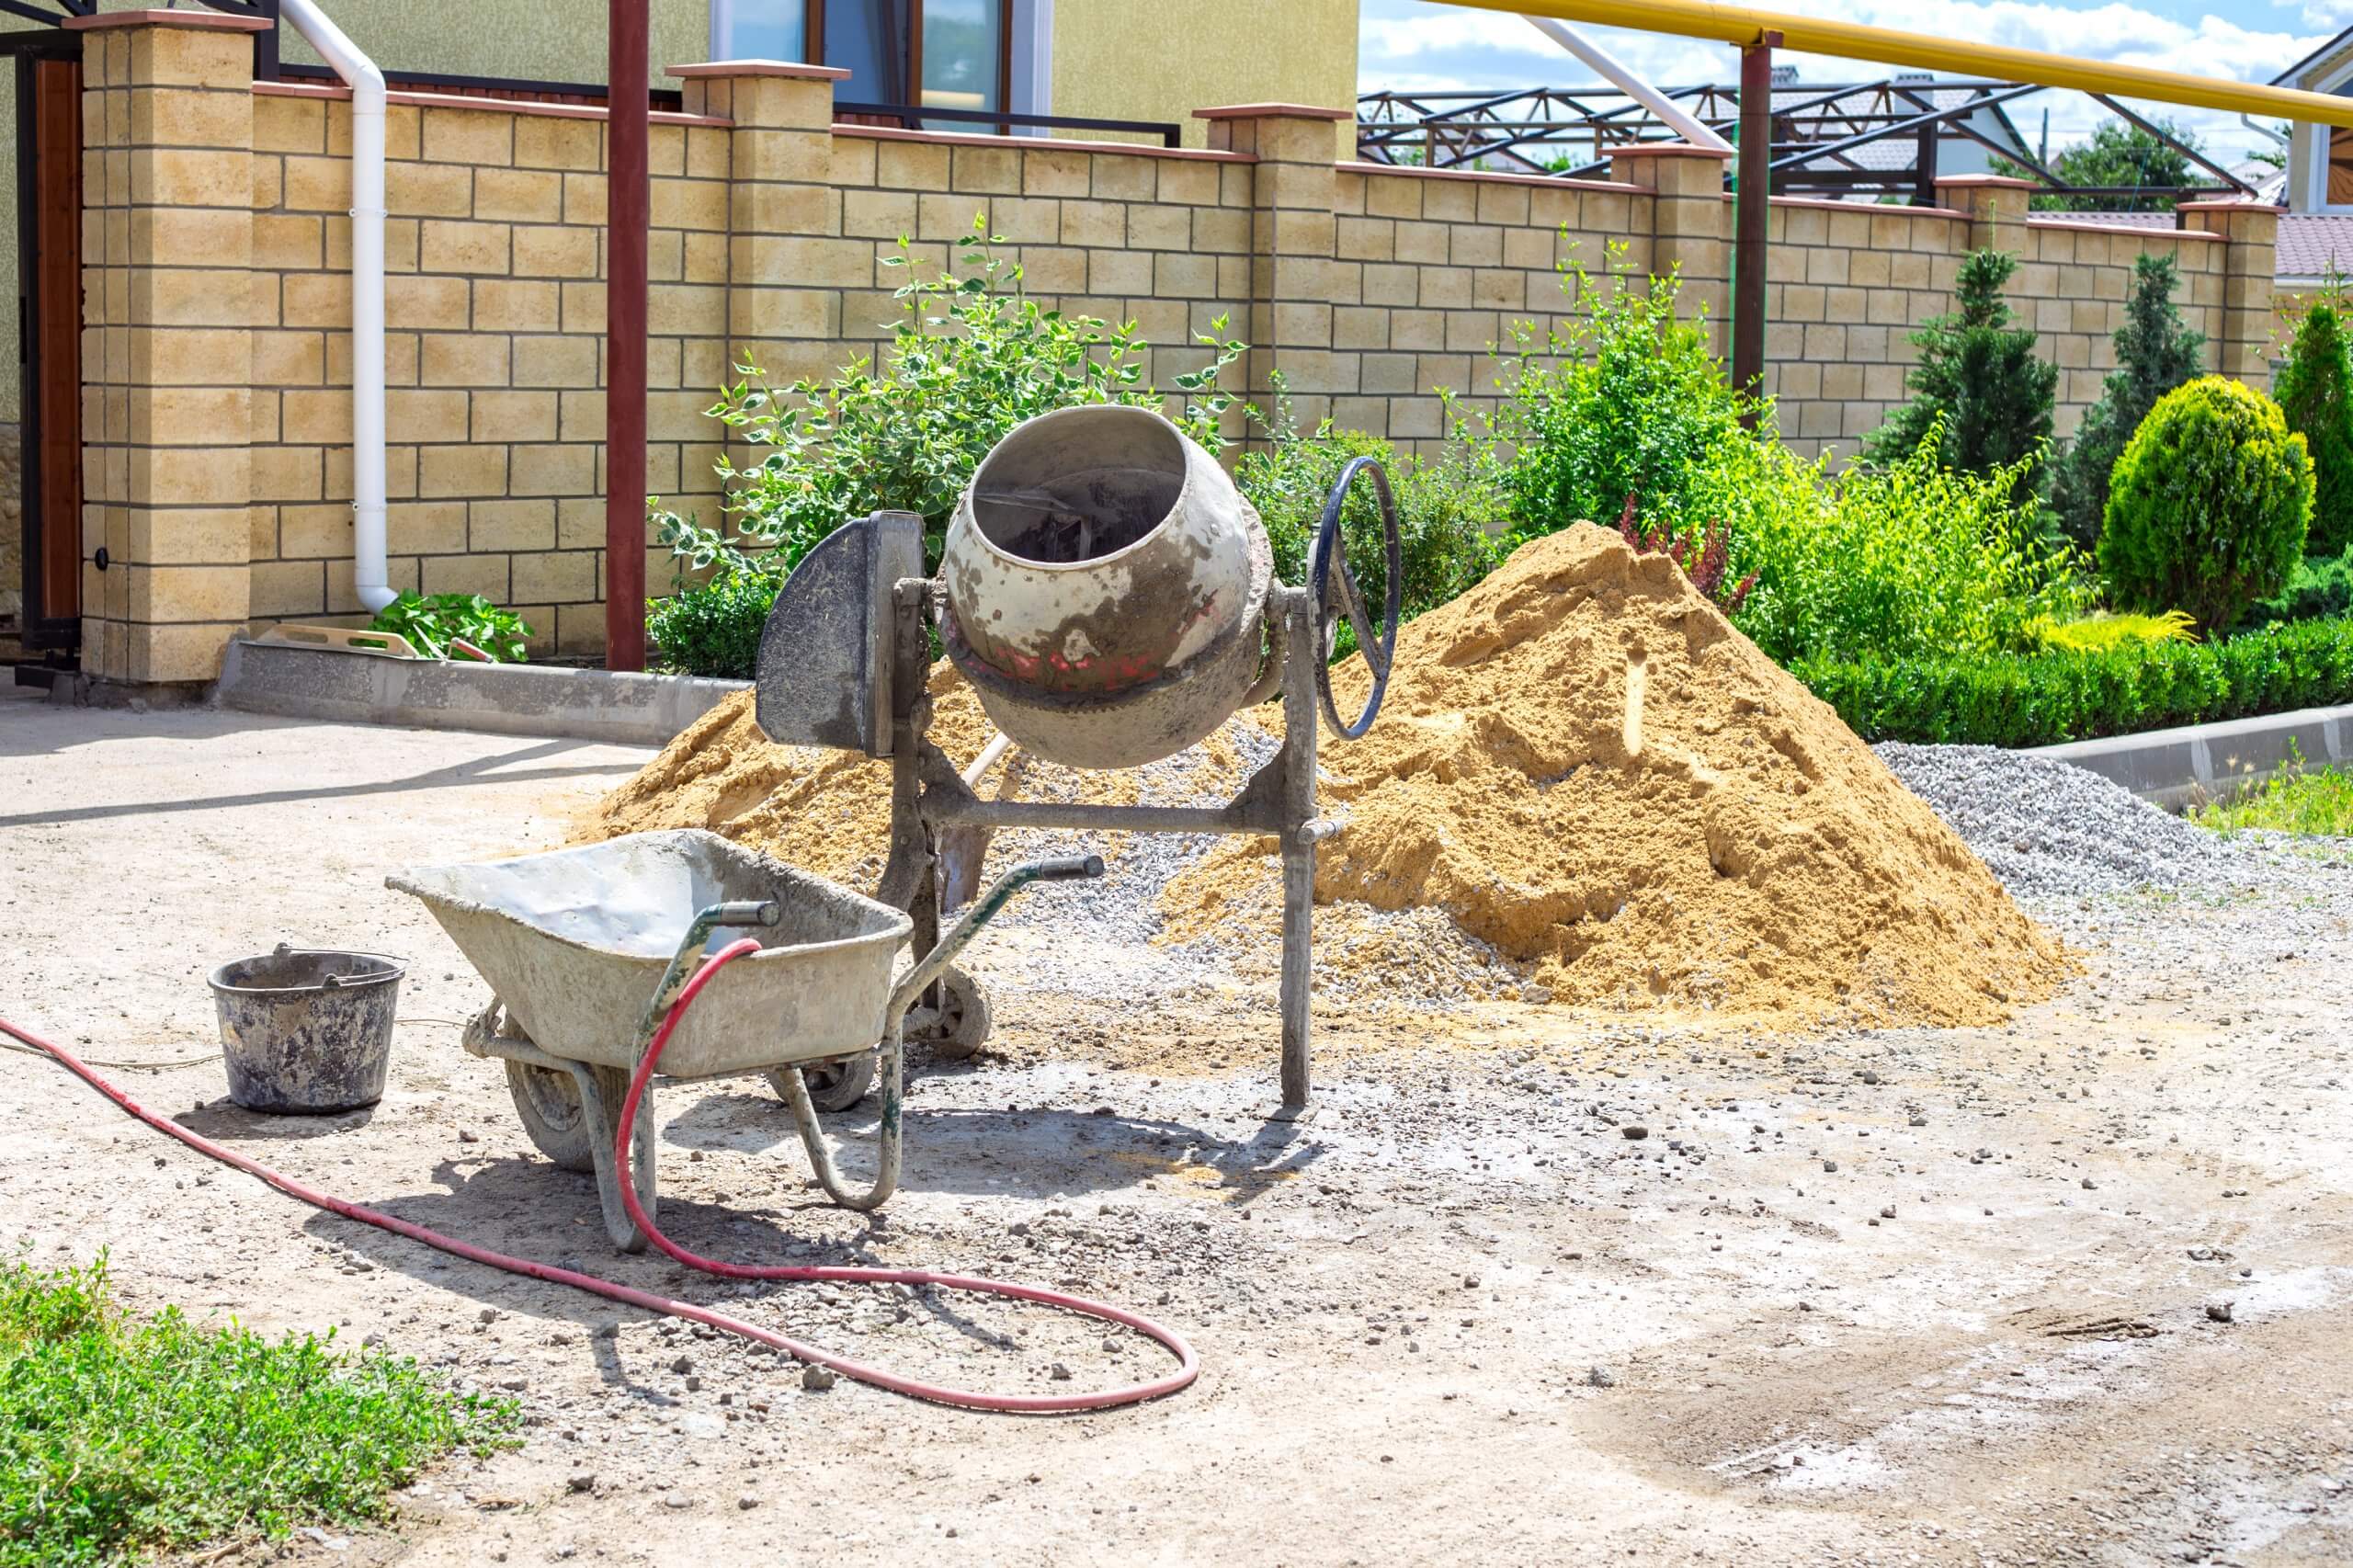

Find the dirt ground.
[{"left": 4, "top": 683, "right": 2351, "bottom": 1568}]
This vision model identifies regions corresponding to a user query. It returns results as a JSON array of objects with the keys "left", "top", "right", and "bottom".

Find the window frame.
[{"left": 710, "top": 0, "right": 1024, "bottom": 123}]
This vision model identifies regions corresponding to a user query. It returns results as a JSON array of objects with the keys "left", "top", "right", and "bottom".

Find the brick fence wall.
[{"left": 82, "top": 11, "right": 2279, "bottom": 687}]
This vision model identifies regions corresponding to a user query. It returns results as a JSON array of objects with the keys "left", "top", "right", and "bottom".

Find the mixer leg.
[{"left": 1273, "top": 586, "right": 1319, "bottom": 1123}]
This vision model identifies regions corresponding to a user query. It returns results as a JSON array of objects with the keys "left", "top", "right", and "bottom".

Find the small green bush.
[
  {"left": 2050, "top": 253, "right": 2204, "bottom": 551},
  {"left": 652, "top": 220, "right": 1245, "bottom": 582},
  {"left": 1723, "top": 433, "right": 2087, "bottom": 666},
  {"left": 1, "top": 1250, "right": 513, "bottom": 1567},
  {"left": 2099, "top": 376, "right": 2313, "bottom": 630},
  {"left": 2272, "top": 300, "right": 2353, "bottom": 555},
  {"left": 1484, "top": 242, "right": 1773, "bottom": 543},
  {"left": 1864, "top": 248, "right": 2058, "bottom": 508},
  {"left": 1794, "top": 614, "right": 2353, "bottom": 748},
  {"left": 1234, "top": 381, "right": 1504, "bottom": 653},
  {"left": 2028, "top": 609, "right": 2197, "bottom": 653},
  {"left": 645, "top": 566, "right": 779, "bottom": 679},
  {"left": 2247, "top": 548, "right": 2353, "bottom": 624},
  {"left": 369, "top": 591, "right": 531, "bottom": 662}
]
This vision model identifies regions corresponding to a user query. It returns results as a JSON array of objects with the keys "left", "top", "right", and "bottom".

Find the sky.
[{"left": 1356, "top": 0, "right": 2332, "bottom": 165}]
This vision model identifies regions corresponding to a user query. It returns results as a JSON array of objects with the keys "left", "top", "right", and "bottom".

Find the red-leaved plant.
[{"left": 1616, "top": 493, "right": 1756, "bottom": 614}]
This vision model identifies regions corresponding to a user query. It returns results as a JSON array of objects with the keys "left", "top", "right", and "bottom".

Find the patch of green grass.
[
  {"left": 1, "top": 1248, "right": 514, "bottom": 1567},
  {"left": 2193, "top": 745, "right": 2353, "bottom": 836}
]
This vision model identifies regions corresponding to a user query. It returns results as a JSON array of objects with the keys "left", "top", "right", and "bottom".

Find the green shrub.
[
  {"left": 2028, "top": 609, "right": 2197, "bottom": 653},
  {"left": 645, "top": 566, "right": 779, "bottom": 679},
  {"left": 369, "top": 591, "right": 531, "bottom": 662},
  {"left": 2247, "top": 548, "right": 2353, "bottom": 624},
  {"left": 2099, "top": 375, "right": 2313, "bottom": 630},
  {"left": 652, "top": 220, "right": 1245, "bottom": 581},
  {"left": 2272, "top": 299, "right": 2353, "bottom": 555},
  {"left": 1234, "top": 381, "right": 1504, "bottom": 652},
  {"left": 1484, "top": 243, "right": 1773, "bottom": 543},
  {"left": 2050, "top": 253, "right": 2204, "bottom": 551},
  {"left": 1864, "top": 248, "right": 2058, "bottom": 507},
  {"left": 1723, "top": 433, "right": 2087, "bottom": 666},
  {"left": 1794, "top": 614, "right": 2353, "bottom": 748},
  {"left": 1, "top": 1250, "right": 513, "bottom": 1567}
]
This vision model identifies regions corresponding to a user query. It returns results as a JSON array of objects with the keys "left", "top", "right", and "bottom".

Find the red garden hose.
[{"left": 0, "top": 969, "right": 1199, "bottom": 1413}]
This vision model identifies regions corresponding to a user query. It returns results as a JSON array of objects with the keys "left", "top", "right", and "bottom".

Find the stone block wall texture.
[{"left": 96, "top": 15, "right": 2279, "bottom": 680}]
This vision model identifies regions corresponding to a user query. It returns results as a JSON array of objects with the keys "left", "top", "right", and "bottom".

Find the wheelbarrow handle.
[
  {"left": 886, "top": 854, "right": 1103, "bottom": 1022},
  {"left": 706, "top": 899, "right": 784, "bottom": 928}
]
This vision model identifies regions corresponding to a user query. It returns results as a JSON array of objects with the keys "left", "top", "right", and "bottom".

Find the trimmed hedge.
[{"left": 1794, "top": 615, "right": 2353, "bottom": 748}]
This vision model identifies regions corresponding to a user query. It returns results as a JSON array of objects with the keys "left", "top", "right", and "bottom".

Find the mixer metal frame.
[{"left": 877, "top": 576, "right": 1334, "bottom": 1118}]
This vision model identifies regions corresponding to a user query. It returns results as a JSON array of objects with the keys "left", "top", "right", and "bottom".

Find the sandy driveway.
[{"left": 4, "top": 683, "right": 2350, "bottom": 1567}]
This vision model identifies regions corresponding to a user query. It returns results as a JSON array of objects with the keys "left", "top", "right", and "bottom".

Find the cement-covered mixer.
[
  {"left": 940, "top": 405, "right": 1274, "bottom": 769},
  {"left": 753, "top": 405, "right": 1403, "bottom": 1117}
]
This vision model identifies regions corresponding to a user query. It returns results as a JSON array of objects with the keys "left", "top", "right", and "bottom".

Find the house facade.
[{"left": 269, "top": 0, "right": 1360, "bottom": 150}]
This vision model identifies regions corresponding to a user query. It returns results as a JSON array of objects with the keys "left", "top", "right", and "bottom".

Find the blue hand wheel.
[{"left": 1308, "top": 456, "right": 1403, "bottom": 739}]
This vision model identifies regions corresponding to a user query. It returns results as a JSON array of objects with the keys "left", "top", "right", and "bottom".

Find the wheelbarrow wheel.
[
  {"left": 907, "top": 964, "right": 991, "bottom": 1060},
  {"left": 771, "top": 1051, "right": 876, "bottom": 1114},
  {"left": 505, "top": 1059, "right": 597, "bottom": 1174}
]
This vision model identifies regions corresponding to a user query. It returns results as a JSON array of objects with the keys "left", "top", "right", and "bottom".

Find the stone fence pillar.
[
  {"left": 2180, "top": 199, "right": 2283, "bottom": 390},
  {"left": 1199, "top": 103, "right": 1353, "bottom": 432},
  {"left": 1606, "top": 143, "right": 1733, "bottom": 355},
  {"left": 1933, "top": 174, "right": 2036, "bottom": 259},
  {"left": 67, "top": 9, "right": 266, "bottom": 687}
]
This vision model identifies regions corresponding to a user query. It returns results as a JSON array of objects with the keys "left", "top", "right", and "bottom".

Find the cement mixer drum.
[{"left": 941, "top": 405, "right": 1271, "bottom": 769}]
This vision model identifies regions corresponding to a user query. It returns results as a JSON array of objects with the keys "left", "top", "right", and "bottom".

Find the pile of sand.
[
  {"left": 587, "top": 524, "right": 2070, "bottom": 1026},
  {"left": 1164, "top": 525, "right": 2069, "bottom": 1023}
]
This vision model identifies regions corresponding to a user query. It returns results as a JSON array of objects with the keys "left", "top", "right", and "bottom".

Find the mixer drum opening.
[
  {"left": 941, "top": 405, "right": 1273, "bottom": 771},
  {"left": 970, "top": 408, "right": 1187, "bottom": 566}
]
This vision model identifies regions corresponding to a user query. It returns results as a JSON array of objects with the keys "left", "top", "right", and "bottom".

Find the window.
[
  {"left": 712, "top": 1, "right": 1013, "bottom": 123},
  {"left": 710, "top": 0, "right": 804, "bottom": 62},
  {"left": 2334, "top": 126, "right": 2353, "bottom": 207}
]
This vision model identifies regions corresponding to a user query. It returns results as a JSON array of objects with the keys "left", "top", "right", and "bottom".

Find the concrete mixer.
[{"left": 753, "top": 404, "right": 1401, "bottom": 1117}]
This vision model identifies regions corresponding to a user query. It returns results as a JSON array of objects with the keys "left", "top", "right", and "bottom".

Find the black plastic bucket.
[{"left": 208, "top": 945, "right": 405, "bottom": 1113}]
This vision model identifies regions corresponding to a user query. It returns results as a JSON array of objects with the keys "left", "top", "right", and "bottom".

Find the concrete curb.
[
  {"left": 2034, "top": 703, "right": 2353, "bottom": 810},
  {"left": 213, "top": 639, "right": 746, "bottom": 747}
]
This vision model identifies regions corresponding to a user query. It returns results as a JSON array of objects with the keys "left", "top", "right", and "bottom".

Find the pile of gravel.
[{"left": 1873, "top": 742, "right": 2256, "bottom": 900}]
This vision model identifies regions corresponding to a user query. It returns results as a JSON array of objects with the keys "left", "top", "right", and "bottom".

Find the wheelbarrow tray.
[{"left": 388, "top": 829, "right": 912, "bottom": 1078}]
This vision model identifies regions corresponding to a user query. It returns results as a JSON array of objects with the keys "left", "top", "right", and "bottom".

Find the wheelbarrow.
[{"left": 388, "top": 828, "right": 1099, "bottom": 1251}]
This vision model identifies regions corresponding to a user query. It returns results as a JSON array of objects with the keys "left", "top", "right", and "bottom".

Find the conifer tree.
[
  {"left": 2051, "top": 253, "right": 2205, "bottom": 550},
  {"left": 1865, "top": 249, "right": 2058, "bottom": 508}
]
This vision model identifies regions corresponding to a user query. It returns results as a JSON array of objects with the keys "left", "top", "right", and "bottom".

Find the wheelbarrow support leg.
[
  {"left": 572, "top": 1061, "right": 656, "bottom": 1253},
  {"left": 787, "top": 855, "right": 1103, "bottom": 1211}
]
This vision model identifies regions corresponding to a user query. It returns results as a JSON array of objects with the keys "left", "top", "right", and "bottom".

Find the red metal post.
[
  {"left": 1733, "top": 34, "right": 1775, "bottom": 427},
  {"left": 604, "top": 0, "right": 649, "bottom": 669}
]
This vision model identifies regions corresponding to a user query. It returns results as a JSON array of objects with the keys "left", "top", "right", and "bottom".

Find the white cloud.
[{"left": 1358, "top": 1, "right": 2327, "bottom": 162}]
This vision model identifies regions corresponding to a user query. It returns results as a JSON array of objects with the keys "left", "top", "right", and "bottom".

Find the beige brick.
[
  {"left": 125, "top": 506, "right": 251, "bottom": 566},
  {"left": 421, "top": 552, "right": 510, "bottom": 598},
  {"left": 508, "top": 443, "right": 596, "bottom": 496},
  {"left": 475, "top": 278, "right": 562, "bottom": 333},
  {"left": 512, "top": 225, "right": 598, "bottom": 278},
  {"left": 421, "top": 333, "right": 510, "bottom": 387},
  {"left": 421, "top": 220, "right": 512, "bottom": 275},
  {"left": 128, "top": 25, "right": 252, "bottom": 90},
  {"left": 653, "top": 176, "right": 727, "bottom": 232},
  {"left": 277, "top": 502, "right": 354, "bottom": 559},
  {"left": 418, "top": 443, "right": 507, "bottom": 497},
  {"left": 843, "top": 188, "right": 918, "bottom": 240},
  {"left": 949, "top": 144, "right": 1021, "bottom": 195},
  {"left": 130, "top": 562, "right": 249, "bottom": 625},
  {"left": 379, "top": 159, "right": 472, "bottom": 219},
  {"left": 389, "top": 500, "right": 469, "bottom": 555},
  {"left": 469, "top": 496, "right": 557, "bottom": 551},
  {"left": 459, "top": 389, "right": 556, "bottom": 445},
  {"left": 249, "top": 212, "right": 320, "bottom": 272},
  {"left": 138, "top": 269, "right": 256, "bottom": 328},
  {"left": 875, "top": 139, "right": 951, "bottom": 191},
  {"left": 513, "top": 335, "right": 601, "bottom": 387},
  {"left": 514, "top": 115, "right": 602, "bottom": 172},
  {"left": 281, "top": 153, "right": 353, "bottom": 212},
  {"left": 252, "top": 446, "right": 323, "bottom": 502},
  {"left": 252, "top": 94, "right": 325, "bottom": 155},
  {"left": 384, "top": 275, "right": 471, "bottom": 331},
  {"left": 250, "top": 329, "right": 324, "bottom": 387},
  {"left": 383, "top": 388, "right": 471, "bottom": 442},
  {"left": 423, "top": 107, "right": 514, "bottom": 166},
  {"left": 511, "top": 549, "right": 597, "bottom": 604}
]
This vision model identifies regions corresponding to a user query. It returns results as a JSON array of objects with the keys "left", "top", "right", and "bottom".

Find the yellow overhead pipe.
[{"left": 1442, "top": 0, "right": 2353, "bottom": 129}]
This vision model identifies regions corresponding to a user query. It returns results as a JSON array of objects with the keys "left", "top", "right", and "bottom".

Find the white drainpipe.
[
  {"left": 277, "top": 0, "right": 392, "bottom": 611},
  {"left": 1520, "top": 14, "right": 1735, "bottom": 153}
]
